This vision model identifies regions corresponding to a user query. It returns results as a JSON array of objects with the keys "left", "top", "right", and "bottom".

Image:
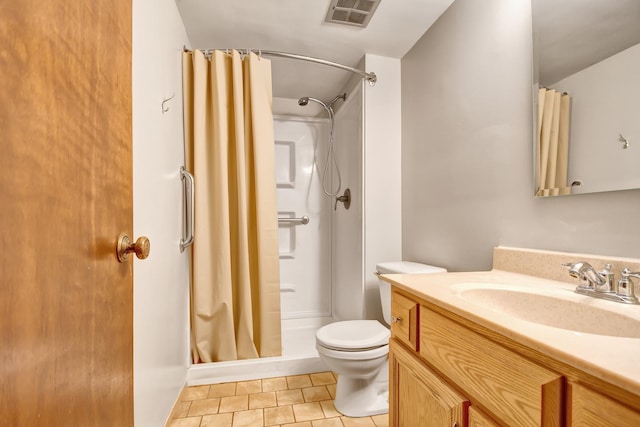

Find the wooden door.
[
  {"left": 0, "top": 1, "right": 133, "bottom": 426},
  {"left": 389, "top": 339, "right": 468, "bottom": 427}
]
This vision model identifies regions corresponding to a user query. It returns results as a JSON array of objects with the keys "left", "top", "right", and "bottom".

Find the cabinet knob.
[{"left": 391, "top": 315, "right": 402, "bottom": 323}]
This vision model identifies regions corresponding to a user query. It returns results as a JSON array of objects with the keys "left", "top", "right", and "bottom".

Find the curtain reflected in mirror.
[{"left": 536, "top": 88, "right": 571, "bottom": 197}]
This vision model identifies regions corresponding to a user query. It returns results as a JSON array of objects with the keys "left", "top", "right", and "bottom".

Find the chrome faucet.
[
  {"left": 563, "top": 262, "right": 639, "bottom": 304},
  {"left": 563, "top": 262, "right": 613, "bottom": 291}
]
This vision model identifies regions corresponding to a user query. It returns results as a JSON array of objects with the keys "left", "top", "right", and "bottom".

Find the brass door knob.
[{"left": 117, "top": 233, "right": 150, "bottom": 262}]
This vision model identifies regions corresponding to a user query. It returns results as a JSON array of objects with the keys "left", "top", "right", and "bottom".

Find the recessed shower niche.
[
  {"left": 277, "top": 210, "right": 297, "bottom": 259},
  {"left": 275, "top": 139, "right": 295, "bottom": 189}
]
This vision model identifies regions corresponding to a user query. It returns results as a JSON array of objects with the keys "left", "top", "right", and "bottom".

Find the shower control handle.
[{"left": 334, "top": 188, "right": 351, "bottom": 210}]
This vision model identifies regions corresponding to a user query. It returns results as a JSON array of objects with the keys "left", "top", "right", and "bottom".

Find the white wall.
[
  {"left": 132, "top": 0, "right": 191, "bottom": 425},
  {"left": 363, "top": 55, "right": 403, "bottom": 321},
  {"left": 402, "top": 0, "right": 640, "bottom": 272},
  {"left": 551, "top": 43, "right": 640, "bottom": 194},
  {"left": 330, "top": 55, "right": 403, "bottom": 323},
  {"left": 332, "top": 84, "right": 365, "bottom": 320}
]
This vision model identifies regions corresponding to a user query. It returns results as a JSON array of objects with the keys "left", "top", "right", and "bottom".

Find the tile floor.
[{"left": 167, "top": 371, "right": 388, "bottom": 427}]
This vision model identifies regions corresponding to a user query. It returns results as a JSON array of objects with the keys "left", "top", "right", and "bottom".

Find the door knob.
[{"left": 117, "top": 233, "right": 150, "bottom": 262}]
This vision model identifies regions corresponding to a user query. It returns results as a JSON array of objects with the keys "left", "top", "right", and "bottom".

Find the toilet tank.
[{"left": 376, "top": 262, "right": 447, "bottom": 325}]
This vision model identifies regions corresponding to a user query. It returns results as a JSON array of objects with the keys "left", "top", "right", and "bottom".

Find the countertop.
[{"left": 382, "top": 268, "right": 640, "bottom": 397}]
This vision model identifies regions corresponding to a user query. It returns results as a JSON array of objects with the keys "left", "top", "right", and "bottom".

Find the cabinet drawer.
[
  {"left": 391, "top": 291, "right": 420, "bottom": 351},
  {"left": 469, "top": 407, "right": 500, "bottom": 427},
  {"left": 568, "top": 382, "right": 640, "bottom": 426},
  {"left": 420, "top": 307, "right": 563, "bottom": 427}
]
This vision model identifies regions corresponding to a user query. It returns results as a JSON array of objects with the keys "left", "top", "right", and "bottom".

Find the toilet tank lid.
[{"left": 376, "top": 261, "right": 447, "bottom": 275}]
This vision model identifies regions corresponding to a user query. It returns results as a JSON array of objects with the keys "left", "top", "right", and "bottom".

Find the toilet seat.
[
  {"left": 316, "top": 341, "right": 389, "bottom": 360},
  {"left": 316, "top": 320, "right": 390, "bottom": 351}
]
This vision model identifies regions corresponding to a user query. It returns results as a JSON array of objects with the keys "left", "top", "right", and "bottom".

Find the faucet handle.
[
  {"left": 596, "top": 264, "right": 615, "bottom": 293},
  {"left": 620, "top": 267, "right": 640, "bottom": 279},
  {"left": 599, "top": 263, "right": 613, "bottom": 274},
  {"left": 617, "top": 268, "right": 640, "bottom": 302}
]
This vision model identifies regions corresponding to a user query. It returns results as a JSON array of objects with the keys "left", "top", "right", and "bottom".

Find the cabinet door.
[
  {"left": 390, "top": 339, "right": 468, "bottom": 427},
  {"left": 568, "top": 382, "right": 640, "bottom": 426}
]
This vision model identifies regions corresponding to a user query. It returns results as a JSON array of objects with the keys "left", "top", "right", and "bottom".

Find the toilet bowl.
[
  {"left": 315, "top": 261, "right": 447, "bottom": 417},
  {"left": 316, "top": 320, "right": 390, "bottom": 416}
]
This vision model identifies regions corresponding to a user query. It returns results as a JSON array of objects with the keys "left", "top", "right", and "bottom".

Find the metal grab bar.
[
  {"left": 278, "top": 216, "right": 310, "bottom": 225},
  {"left": 180, "top": 166, "right": 195, "bottom": 252}
]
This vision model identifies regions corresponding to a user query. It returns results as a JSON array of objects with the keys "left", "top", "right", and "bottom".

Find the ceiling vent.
[{"left": 325, "top": 0, "right": 381, "bottom": 28}]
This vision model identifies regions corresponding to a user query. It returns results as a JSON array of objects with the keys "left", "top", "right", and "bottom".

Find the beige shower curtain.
[
  {"left": 536, "top": 87, "right": 571, "bottom": 197},
  {"left": 182, "top": 49, "right": 282, "bottom": 363}
]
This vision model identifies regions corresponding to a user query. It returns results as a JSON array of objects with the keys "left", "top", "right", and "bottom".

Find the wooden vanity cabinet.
[
  {"left": 389, "top": 286, "right": 640, "bottom": 426},
  {"left": 390, "top": 289, "right": 563, "bottom": 426}
]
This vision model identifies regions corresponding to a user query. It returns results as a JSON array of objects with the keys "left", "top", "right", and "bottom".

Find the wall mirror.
[{"left": 532, "top": 0, "right": 640, "bottom": 197}]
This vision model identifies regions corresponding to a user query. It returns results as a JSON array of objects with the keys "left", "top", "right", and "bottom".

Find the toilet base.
[{"left": 332, "top": 360, "right": 389, "bottom": 417}]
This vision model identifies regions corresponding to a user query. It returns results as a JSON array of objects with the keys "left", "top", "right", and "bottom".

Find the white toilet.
[{"left": 315, "top": 261, "right": 447, "bottom": 417}]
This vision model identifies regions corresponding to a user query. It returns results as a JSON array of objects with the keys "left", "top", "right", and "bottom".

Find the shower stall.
[{"left": 187, "top": 83, "right": 365, "bottom": 385}]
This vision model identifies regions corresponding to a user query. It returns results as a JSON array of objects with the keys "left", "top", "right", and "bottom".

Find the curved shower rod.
[{"left": 184, "top": 47, "right": 377, "bottom": 86}]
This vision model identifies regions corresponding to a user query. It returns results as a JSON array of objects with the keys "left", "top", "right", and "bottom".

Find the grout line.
[{"left": 169, "top": 371, "right": 387, "bottom": 427}]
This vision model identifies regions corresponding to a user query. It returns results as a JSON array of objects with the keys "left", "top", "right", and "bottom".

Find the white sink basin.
[{"left": 451, "top": 283, "right": 640, "bottom": 338}]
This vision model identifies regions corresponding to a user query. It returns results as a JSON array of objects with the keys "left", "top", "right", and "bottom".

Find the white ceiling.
[
  {"left": 176, "top": 0, "right": 640, "bottom": 100},
  {"left": 176, "top": 0, "right": 455, "bottom": 101}
]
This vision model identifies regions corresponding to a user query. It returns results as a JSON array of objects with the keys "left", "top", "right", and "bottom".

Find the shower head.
[
  {"left": 298, "top": 94, "right": 346, "bottom": 111},
  {"left": 298, "top": 96, "right": 332, "bottom": 117}
]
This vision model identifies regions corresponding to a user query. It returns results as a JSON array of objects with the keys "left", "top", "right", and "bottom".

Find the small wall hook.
[
  {"left": 619, "top": 134, "right": 629, "bottom": 149},
  {"left": 162, "top": 93, "right": 176, "bottom": 114}
]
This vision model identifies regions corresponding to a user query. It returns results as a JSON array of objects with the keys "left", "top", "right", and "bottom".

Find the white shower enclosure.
[
  {"left": 277, "top": 84, "right": 367, "bottom": 353},
  {"left": 275, "top": 116, "right": 335, "bottom": 355}
]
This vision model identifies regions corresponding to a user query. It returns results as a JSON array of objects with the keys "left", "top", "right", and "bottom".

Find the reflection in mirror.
[{"left": 532, "top": 0, "right": 640, "bottom": 197}]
